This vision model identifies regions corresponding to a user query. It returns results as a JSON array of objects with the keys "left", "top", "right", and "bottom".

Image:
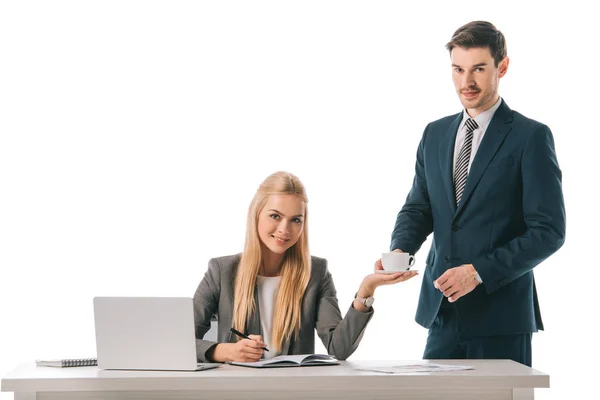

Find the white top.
[
  {"left": 256, "top": 275, "right": 281, "bottom": 359},
  {"left": 452, "top": 96, "right": 503, "bottom": 176}
]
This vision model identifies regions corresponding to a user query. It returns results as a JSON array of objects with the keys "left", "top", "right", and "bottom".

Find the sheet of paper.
[{"left": 355, "top": 362, "right": 473, "bottom": 374}]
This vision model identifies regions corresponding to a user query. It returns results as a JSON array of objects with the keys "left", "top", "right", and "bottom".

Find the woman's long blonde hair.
[{"left": 233, "top": 171, "right": 311, "bottom": 352}]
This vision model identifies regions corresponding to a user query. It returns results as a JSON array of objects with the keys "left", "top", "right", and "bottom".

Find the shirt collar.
[{"left": 460, "top": 96, "right": 503, "bottom": 132}]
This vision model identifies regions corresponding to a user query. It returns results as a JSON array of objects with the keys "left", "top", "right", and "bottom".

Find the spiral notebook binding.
[
  {"left": 36, "top": 358, "right": 98, "bottom": 368},
  {"left": 62, "top": 358, "right": 97, "bottom": 367}
]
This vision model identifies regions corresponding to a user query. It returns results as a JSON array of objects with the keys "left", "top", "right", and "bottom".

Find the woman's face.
[{"left": 257, "top": 194, "right": 305, "bottom": 256}]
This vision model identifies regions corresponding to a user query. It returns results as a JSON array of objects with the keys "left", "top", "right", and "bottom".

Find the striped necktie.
[{"left": 454, "top": 118, "right": 478, "bottom": 205}]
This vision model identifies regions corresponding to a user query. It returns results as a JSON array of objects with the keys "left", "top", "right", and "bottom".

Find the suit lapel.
[
  {"left": 454, "top": 100, "right": 513, "bottom": 216},
  {"left": 440, "top": 113, "right": 463, "bottom": 214}
]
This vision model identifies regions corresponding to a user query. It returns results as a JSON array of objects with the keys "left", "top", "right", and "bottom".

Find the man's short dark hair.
[{"left": 446, "top": 21, "right": 507, "bottom": 66}]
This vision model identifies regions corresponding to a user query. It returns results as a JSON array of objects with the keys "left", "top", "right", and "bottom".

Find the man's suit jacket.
[
  {"left": 391, "top": 100, "right": 566, "bottom": 336},
  {"left": 193, "top": 254, "right": 373, "bottom": 362}
]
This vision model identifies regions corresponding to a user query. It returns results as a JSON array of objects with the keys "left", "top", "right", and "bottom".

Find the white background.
[{"left": 1, "top": 1, "right": 597, "bottom": 399}]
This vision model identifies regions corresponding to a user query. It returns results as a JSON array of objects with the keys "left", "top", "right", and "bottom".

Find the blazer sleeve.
[
  {"left": 474, "top": 125, "right": 566, "bottom": 293},
  {"left": 390, "top": 124, "right": 434, "bottom": 254},
  {"left": 193, "top": 258, "right": 221, "bottom": 362},
  {"left": 315, "top": 260, "right": 374, "bottom": 360}
]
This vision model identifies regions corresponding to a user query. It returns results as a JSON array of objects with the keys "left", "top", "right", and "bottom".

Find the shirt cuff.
[{"left": 475, "top": 272, "right": 483, "bottom": 283}]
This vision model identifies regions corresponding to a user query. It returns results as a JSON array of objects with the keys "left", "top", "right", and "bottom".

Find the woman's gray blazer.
[{"left": 193, "top": 254, "right": 373, "bottom": 362}]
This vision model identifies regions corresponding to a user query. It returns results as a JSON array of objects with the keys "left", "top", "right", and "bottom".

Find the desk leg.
[
  {"left": 14, "top": 392, "right": 36, "bottom": 400},
  {"left": 513, "top": 388, "right": 534, "bottom": 400}
]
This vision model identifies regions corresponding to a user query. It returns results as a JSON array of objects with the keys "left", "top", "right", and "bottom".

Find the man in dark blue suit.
[{"left": 385, "top": 21, "right": 565, "bottom": 366}]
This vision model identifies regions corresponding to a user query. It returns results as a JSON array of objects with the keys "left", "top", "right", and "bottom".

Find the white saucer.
[{"left": 375, "top": 269, "right": 418, "bottom": 274}]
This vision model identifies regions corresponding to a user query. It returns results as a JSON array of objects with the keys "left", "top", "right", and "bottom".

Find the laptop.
[{"left": 93, "top": 297, "right": 220, "bottom": 371}]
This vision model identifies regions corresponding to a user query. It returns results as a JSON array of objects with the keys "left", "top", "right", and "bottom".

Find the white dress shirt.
[{"left": 452, "top": 96, "right": 503, "bottom": 176}]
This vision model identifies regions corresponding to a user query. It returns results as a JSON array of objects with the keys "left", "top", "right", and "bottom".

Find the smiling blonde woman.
[{"left": 193, "top": 171, "right": 417, "bottom": 363}]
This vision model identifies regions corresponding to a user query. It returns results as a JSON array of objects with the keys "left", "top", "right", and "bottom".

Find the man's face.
[{"left": 451, "top": 46, "right": 508, "bottom": 116}]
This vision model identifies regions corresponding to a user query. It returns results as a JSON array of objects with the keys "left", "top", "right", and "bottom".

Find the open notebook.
[{"left": 231, "top": 354, "right": 339, "bottom": 368}]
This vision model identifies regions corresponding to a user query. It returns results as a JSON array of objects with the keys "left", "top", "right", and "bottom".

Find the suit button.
[
  {"left": 451, "top": 224, "right": 459, "bottom": 232},
  {"left": 444, "top": 256, "right": 450, "bottom": 263}
]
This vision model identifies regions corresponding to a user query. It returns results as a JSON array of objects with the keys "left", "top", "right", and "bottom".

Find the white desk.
[{"left": 2, "top": 359, "right": 549, "bottom": 400}]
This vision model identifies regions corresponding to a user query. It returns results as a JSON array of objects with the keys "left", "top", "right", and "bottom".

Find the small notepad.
[
  {"left": 231, "top": 354, "right": 339, "bottom": 368},
  {"left": 36, "top": 358, "right": 97, "bottom": 368}
]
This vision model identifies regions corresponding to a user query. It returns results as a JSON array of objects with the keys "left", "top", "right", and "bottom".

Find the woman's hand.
[
  {"left": 360, "top": 269, "right": 418, "bottom": 295},
  {"left": 353, "top": 260, "right": 419, "bottom": 312},
  {"left": 211, "top": 335, "right": 266, "bottom": 362}
]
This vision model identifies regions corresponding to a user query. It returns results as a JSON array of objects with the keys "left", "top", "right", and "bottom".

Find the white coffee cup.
[{"left": 381, "top": 252, "right": 415, "bottom": 272}]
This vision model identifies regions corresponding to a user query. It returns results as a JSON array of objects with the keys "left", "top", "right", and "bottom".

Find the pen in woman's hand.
[{"left": 229, "top": 327, "right": 269, "bottom": 351}]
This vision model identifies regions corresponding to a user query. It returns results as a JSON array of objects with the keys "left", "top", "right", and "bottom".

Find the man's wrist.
[{"left": 467, "top": 264, "right": 482, "bottom": 284}]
